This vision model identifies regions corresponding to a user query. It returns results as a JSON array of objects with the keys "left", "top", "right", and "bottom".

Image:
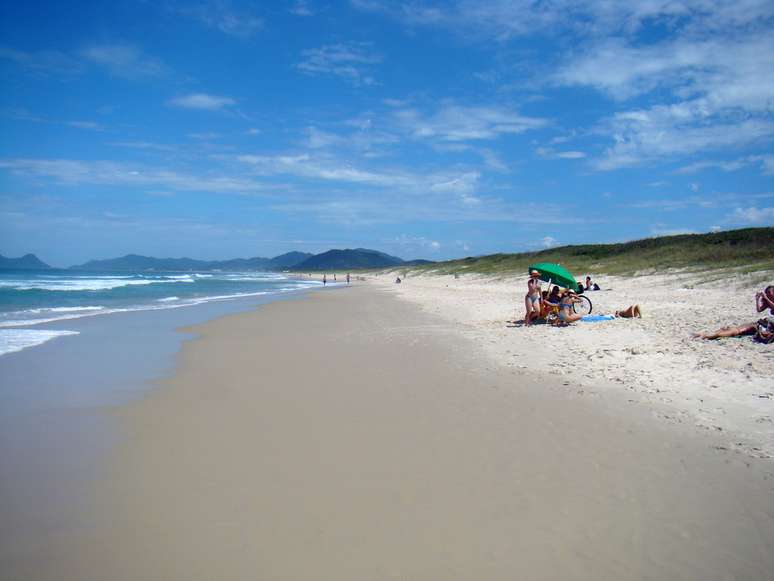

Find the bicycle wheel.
[{"left": 573, "top": 295, "right": 593, "bottom": 315}]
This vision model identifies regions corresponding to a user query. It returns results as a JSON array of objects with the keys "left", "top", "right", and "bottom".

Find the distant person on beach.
[
  {"left": 346, "top": 273, "right": 350, "bottom": 285},
  {"left": 585, "top": 276, "right": 601, "bottom": 291},
  {"left": 693, "top": 286, "right": 774, "bottom": 342},
  {"left": 395, "top": 277, "right": 402, "bottom": 284},
  {"left": 323, "top": 274, "right": 327, "bottom": 286},
  {"left": 524, "top": 270, "right": 542, "bottom": 326},
  {"left": 334, "top": 274, "right": 337, "bottom": 281}
]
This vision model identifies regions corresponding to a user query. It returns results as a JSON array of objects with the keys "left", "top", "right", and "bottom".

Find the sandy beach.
[
  {"left": 372, "top": 268, "right": 774, "bottom": 459},
  {"left": 4, "top": 284, "right": 774, "bottom": 580}
]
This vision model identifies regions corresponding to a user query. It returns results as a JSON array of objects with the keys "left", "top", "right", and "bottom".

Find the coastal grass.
[{"left": 393, "top": 228, "right": 774, "bottom": 278}]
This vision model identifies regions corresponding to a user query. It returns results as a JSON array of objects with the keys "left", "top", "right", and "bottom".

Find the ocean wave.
[
  {"left": 0, "top": 283, "right": 318, "bottom": 329},
  {"left": 0, "top": 329, "right": 79, "bottom": 356},
  {"left": 0, "top": 277, "right": 195, "bottom": 291},
  {"left": 28, "top": 306, "right": 105, "bottom": 313}
]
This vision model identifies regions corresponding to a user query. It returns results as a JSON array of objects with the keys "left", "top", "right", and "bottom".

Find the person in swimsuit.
[
  {"left": 556, "top": 289, "right": 584, "bottom": 324},
  {"left": 693, "top": 286, "right": 774, "bottom": 340},
  {"left": 614, "top": 305, "right": 642, "bottom": 318},
  {"left": 524, "top": 270, "right": 542, "bottom": 325}
]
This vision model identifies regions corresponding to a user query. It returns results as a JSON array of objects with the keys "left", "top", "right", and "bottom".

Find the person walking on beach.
[
  {"left": 524, "top": 270, "right": 542, "bottom": 325},
  {"left": 346, "top": 273, "right": 350, "bottom": 285},
  {"left": 323, "top": 274, "right": 327, "bottom": 286}
]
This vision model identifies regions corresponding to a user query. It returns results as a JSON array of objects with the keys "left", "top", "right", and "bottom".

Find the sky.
[{"left": 1, "top": 0, "right": 773, "bottom": 266}]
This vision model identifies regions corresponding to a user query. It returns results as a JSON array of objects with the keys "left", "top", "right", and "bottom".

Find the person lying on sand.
[
  {"left": 615, "top": 305, "right": 642, "bottom": 318},
  {"left": 693, "top": 286, "right": 774, "bottom": 341}
]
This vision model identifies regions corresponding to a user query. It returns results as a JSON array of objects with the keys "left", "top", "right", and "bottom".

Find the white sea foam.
[
  {"left": 0, "top": 279, "right": 319, "bottom": 328},
  {"left": 29, "top": 306, "right": 105, "bottom": 313},
  {"left": 0, "top": 276, "right": 194, "bottom": 291},
  {"left": 0, "top": 329, "right": 79, "bottom": 356}
]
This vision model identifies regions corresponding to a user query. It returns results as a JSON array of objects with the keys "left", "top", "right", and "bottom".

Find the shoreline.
[{"left": 4, "top": 284, "right": 773, "bottom": 580}]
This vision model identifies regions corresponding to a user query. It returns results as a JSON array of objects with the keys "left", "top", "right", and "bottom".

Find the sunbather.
[
  {"left": 615, "top": 305, "right": 642, "bottom": 318},
  {"left": 693, "top": 286, "right": 774, "bottom": 340}
]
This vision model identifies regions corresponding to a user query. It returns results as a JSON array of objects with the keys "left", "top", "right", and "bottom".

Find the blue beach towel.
[{"left": 580, "top": 314, "right": 615, "bottom": 322}]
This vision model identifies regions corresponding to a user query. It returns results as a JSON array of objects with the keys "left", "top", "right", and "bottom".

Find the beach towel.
[{"left": 580, "top": 314, "right": 615, "bottom": 322}]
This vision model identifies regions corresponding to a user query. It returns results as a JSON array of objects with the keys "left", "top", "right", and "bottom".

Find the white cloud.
[
  {"left": 541, "top": 236, "right": 558, "bottom": 248},
  {"left": 731, "top": 206, "right": 774, "bottom": 224},
  {"left": 0, "top": 46, "right": 82, "bottom": 75},
  {"left": 352, "top": 1, "right": 774, "bottom": 41},
  {"left": 80, "top": 44, "right": 166, "bottom": 78},
  {"left": 65, "top": 120, "right": 102, "bottom": 131},
  {"left": 290, "top": 1, "right": 315, "bottom": 16},
  {"left": 536, "top": 147, "right": 586, "bottom": 159},
  {"left": 176, "top": 1, "right": 264, "bottom": 38},
  {"left": 296, "top": 43, "right": 381, "bottom": 86},
  {"left": 169, "top": 93, "right": 236, "bottom": 111},
  {"left": 304, "top": 126, "right": 343, "bottom": 149},
  {"left": 595, "top": 112, "right": 774, "bottom": 170},
  {"left": 0, "top": 158, "right": 267, "bottom": 195},
  {"left": 394, "top": 104, "right": 548, "bottom": 142}
]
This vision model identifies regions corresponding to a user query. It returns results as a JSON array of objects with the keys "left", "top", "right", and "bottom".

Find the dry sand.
[
  {"left": 371, "top": 268, "right": 774, "bottom": 458},
  {"left": 5, "top": 285, "right": 774, "bottom": 580}
]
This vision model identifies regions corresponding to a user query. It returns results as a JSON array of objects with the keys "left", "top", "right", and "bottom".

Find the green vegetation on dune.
[{"left": 405, "top": 228, "right": 774, "bottom": 277}]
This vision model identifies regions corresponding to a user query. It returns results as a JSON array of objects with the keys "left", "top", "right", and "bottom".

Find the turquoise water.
[{"left": 0, "top": 269, "right": 322, "bottom": 355}]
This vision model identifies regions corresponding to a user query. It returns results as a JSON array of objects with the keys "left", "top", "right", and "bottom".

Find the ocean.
[{"left": 0, "top": 269, "right": 322, "bottom": 356}]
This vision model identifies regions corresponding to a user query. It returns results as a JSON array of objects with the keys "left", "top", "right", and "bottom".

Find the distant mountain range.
[
  {"left": 69, "top": 251, "right": 314, "bottom": 272},
  {"left": 0, "top": 248, "right": 432, "bottom": 271},
  {"left": 0, "top": 253, "right": 52, "bottom": 269}
]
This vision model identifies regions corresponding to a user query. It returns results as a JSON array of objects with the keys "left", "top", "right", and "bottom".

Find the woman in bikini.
[
  {"left": 693, "top": 286, "right": 774, "bottom": 340},
  {"left": 556, "top": 289, "right": 584, "bottom": 325},
  {"left": 524, "top": 270, "right": 542, "bottom": 325}
]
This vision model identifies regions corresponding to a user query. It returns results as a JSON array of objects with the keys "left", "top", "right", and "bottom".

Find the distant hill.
[
  {"left": 0, "top": 253, "right": 51, "bottom": 269},
  {"left": 403, "top": 227, "right": 774, "bottom": 276},
  {"left": 269, "top": 251, "right": 314, "bottom": 269},
  {"left": 296, "top": 248, "right": 405, "bottom": 270},
  {"left": 70, "top": 251, "right": 312, "bottom": 272}
]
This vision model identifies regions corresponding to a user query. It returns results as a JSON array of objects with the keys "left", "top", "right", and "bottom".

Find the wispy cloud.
[
  {"left": 393, "top": 103, "right": 548, "bottom": 142},
  {"left": 296, "top": 42, "right": 381, "bottom": 86},
  {"left": 0, "top": 46, "right": 82, "bottom": 75},
  {"left": 352, "top": 1, "right": 774, "bottom": 41},
  {"left": 65, "top": 120, "right": 103, "bottom": 131},
  {"left": 80, "top": 44, "right": 166, "bottom": 78},
  {"left": 675, "top": 155, "right": 774, "bottom": 175},
  {"left": 536, "top": 147, "right": 586, "bottom": 159},
  {"left": 1, "top": 43, "right": 166, "bottom": 79},
  {"left": 175, "top": 1, "right": 264, "bottom": 38},
  {"left": 169, "top": 93, "right": 236, "bottom": 111},
  {"left": 0, "top": 158, "right": 268, "bottom": 195},
  {"left": 289, "top": 1, "right": 315, "bottom": 16},
  {"left": 731, "top": 206, "right": 774, "bottom": 225}
]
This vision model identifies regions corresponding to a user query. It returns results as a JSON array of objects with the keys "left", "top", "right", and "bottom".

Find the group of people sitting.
[{"left": 524, "top": 270, "right": 640, "bottom": 326}]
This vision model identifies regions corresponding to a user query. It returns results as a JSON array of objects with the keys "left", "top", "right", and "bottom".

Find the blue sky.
[{"left": 1, "top": 0, "right": 772, "bottom": 266}]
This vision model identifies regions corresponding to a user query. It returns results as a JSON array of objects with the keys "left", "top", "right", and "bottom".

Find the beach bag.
[{"left": 754, "top": 319, "right": 774, "bottom": 344}]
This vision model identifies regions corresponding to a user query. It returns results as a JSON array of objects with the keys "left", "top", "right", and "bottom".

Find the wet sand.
[{"left": 4, "top": 285, "right": 773, "bottom": 580}]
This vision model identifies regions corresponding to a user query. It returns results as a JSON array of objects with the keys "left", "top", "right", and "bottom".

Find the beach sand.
[
  {"left": 373, "top": 268, "right": 774, "bottom": 458},
  {"left": 4, "top": 285, "right": 774, "bottom": 580}
]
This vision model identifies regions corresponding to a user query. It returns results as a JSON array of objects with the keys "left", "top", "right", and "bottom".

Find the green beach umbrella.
[{"left": 528, "top": 262, "right": 580, "bottom": 290}]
